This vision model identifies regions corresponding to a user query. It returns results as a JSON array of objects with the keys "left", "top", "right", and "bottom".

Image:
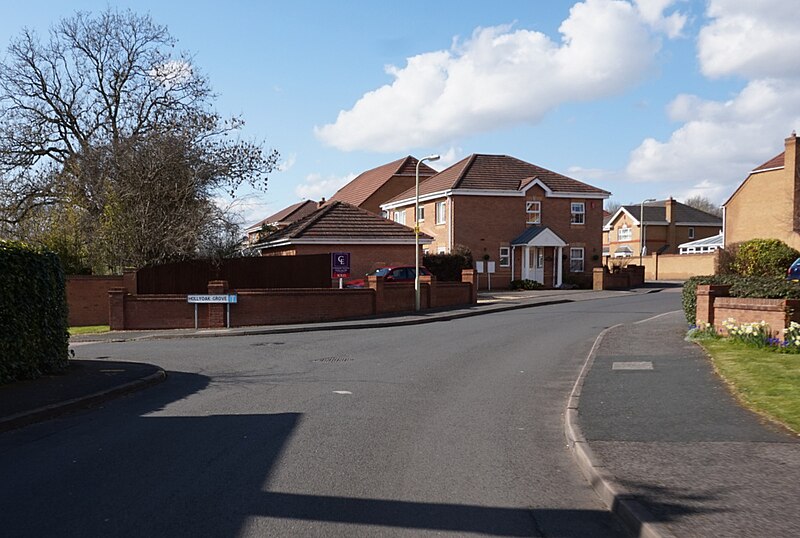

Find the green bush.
[
  {"left": 510, "top": 279, "right": 544, "bottom": 290},
  {"left": 682, "top": 274, "right": 800, "bottom": 325},
  {"left": 0, "top": 240, "right": 69, "bottom": 384},
  {"left": 423, "top": 250, "right": 473, "bottom": 281},
  {"left": 732, "top": 238, "right": 799, "bottom": 277}
]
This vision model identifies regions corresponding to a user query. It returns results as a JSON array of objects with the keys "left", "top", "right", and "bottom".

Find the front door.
[{"left": 526, "top": 248, "right": 545, "bottom": 284}]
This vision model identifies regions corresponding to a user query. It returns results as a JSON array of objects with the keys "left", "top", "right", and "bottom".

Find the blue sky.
[{"left": 2, "top": 1, "right": 799, "bottom": 226}]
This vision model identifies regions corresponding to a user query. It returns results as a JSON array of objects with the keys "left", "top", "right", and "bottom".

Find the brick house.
[
  {"left": 328, "top": 155, "right": 437, "bottom": 215},
  {"left": 253, "top": 201, "right": 431, "bottom": 283},
  {"left": 244, "top": 199, "right": 320, "bottom": 244},
  {"left": 603, "top": 199, "right": 722, "bottom": 260},
  {"left": 723, "top": 132, "right": 800, "bottom": 250},
  {"left": 380, "top": 154, "right": 610, "bottom": 288}
]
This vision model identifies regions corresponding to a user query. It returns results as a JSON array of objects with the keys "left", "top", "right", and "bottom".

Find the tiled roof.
[
  {"left": 246, "top": 200, "right": 318, "bottom": 232},
  {"left": 388, "top": 154, "right": 610, "bottom": 202},
  {"left": 753, "top": 152, "right": 784, "bottom": 172},
  {"left": 510, "top": 226, "right": 567, "bottom": 246},
  {"left": 620, "top": 200, "right": 722, "bottom": 225},
  {"left": 329, "top": 156, "right": 436, "bottom": 208},
  {"left": 256, "top": 201, "right": 431, "bottom": 245}
]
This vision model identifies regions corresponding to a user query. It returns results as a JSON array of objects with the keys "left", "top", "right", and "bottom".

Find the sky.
[{"left": 2, "top": 0, "right": 799, "bottom": 226}]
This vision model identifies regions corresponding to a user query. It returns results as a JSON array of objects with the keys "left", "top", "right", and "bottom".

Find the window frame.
[
  {"left": 617, "top": 225, "right": 632, "bottom": 241},
  {"left": 688, "top": 227, "right": 695, "bottom": 239},
  {"left": 569, "top": 247, "right": 585, "bottom": 273},
  {"left": 526, "top": 200, "right": 541, "bottom": 224},
  {"left": 435, "top": 201, "right": 446, "bottom": 224},
  {"left": 499, "top": 246, "right": 510, "bottom": 267},
  {"left": 570, "top": 202, "right": 585, "bottom": 225},
  {"left": 393, "top": 209, "right": 406, "bottom": 225},
  {"left": 417, "top": 205, "right": 425, "bottom": 222}
]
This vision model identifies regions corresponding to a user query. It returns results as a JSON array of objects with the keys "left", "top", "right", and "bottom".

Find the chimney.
[
  {"left": 787, "top": 132, "right": 800, "bottom": 231},
  {"left": 665, "top": 197, "right": 676, "bottom": 223},
  {"left": 318, "top": 197, "right": 326, "bottom": 208}
]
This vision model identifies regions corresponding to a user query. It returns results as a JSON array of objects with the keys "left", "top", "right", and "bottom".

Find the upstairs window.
[
  {"left": 417, "top": 206, "right": 425, "bottom": 222},
  {"left": 570, "top": 202, "right": 585, "bottom": 225},
  {"left": 393, "top": 210, "right": 406, "bottom": 225},
  {"left": 436, "top": 201, "right": 446, "bottom": 224},
  {"left": 688, "top": 227, "right": 695, "bottom": 239},
  {"left": 526, "top": 201, "right": 541, "bottom": 224},
  {"left": 617, "top": 225, "right": 632, "bottom": 241}
]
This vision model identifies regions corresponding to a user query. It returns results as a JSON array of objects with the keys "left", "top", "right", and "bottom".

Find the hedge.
[
  {"left": 423, "top": 252, "right": 473, "bottom": 281},
  {"left": 0, "top": 240, "right": 69, "bottom": 384},
  {"left": 682, "top": 274, "right": 800, "bottom": 325}
]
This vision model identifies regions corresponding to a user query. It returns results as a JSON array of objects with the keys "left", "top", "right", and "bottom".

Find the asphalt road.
[{"left": 0, "top": 292, "right": 681, "bottom": 537}]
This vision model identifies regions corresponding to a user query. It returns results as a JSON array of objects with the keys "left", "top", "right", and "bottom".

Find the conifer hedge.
[{"left": 0, "top": 240, "right": 69, "bottom": 384}]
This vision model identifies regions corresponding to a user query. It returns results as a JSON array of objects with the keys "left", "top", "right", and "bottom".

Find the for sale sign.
[{"left": 331, "top": 252, "right": 351, "bottom": 278}]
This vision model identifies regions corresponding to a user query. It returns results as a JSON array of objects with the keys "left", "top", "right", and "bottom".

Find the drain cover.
[
  {"left": 612, "top": 361, "right": 654, "bottom": 370},
  {"left": 314, "top": 356, "right": 352, "bottom": 363}
]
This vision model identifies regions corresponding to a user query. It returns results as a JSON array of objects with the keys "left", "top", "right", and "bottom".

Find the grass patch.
[
  {"left": 68, "top": 325, "right": 110, "bottom": 335},
  {"left": 698, "top": 338, "right": 800, "bottom": 434}
]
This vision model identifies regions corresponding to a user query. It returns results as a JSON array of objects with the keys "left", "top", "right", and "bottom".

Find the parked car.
[
  {"left": 346, "top": 266, "right": 431, "bottom": 288},
  {"left": 787, "top": 258, "right": 800, "bottom": 282}
]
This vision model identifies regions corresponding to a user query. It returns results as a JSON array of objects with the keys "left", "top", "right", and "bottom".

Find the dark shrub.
[
  {"left": 423, "top": 249, "right": 473, "bottom": 282},
  {"left": 510, "top": 279, "right": 544, "bottom": 290},
  {"left": 0, "top": 240, "right": 69, "bottom": 384}
]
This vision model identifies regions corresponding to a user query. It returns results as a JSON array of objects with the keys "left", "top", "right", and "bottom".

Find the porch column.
[{"left": 556, "top": 246, "right": 563, "bottom": 287}]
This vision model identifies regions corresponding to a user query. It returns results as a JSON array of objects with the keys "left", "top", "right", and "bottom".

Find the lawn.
[
  {"left": 68, "top": 325, "right": 110, "bottom": 335},
  {"left": 698, "top": 339, "right": 800, "bottom": 435}
]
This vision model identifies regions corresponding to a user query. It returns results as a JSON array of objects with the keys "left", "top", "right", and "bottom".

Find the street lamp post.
[
  {"left": 639, "top": 198, "right": 656, "bottom": 265},
  {"left": 415, "top": 154, "right": 440, "bottom": 311}
]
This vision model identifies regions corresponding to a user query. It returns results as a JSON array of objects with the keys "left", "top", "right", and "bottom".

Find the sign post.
[
  {"left": 331, "top": 252, "right": 351, "bottom": 288},
  {"left": 187, "top": 294, "right": 238, "bottom": 329}
]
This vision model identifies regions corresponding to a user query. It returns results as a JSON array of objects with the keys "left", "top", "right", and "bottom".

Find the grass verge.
[
  {"left": 697, "top": 338, "right": 800, "bottom": 435},
  {"left": 69, "top": 325, "right": 110, "bottom": 335}
]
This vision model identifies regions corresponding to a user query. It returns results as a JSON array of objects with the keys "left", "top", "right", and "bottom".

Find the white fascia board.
[
  {"left": 608, "top": 207, "right": 639, "bottom": 226},
  {"left": 752, "top": 166, "right": 784, "bottom": 174},
  {"left": 542, "top": 191, "right": 609, "bottom": 199},
  {"left": 520, "top": 178, "right": 551, "bottom": 195},
  {"left": 381, "top": 188, "right": 521, "bottom": 210},
  {"left": 381, "top": 191, "right": 449, "bottom": 210}
]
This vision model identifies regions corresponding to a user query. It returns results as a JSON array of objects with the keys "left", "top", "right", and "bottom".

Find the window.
[
  {"left": 437, "top": 246, "right": 447, "bottom": 254},
  {"left": 435, "top": 201, "right": 446, "bottom": 224},
  {"left": 688, "top": 227, "right": 695, "bottom": 239},
  {"left": 381, "top": 210, "right": 389, "bottom": 219},
  {"left": 526, "top": 201, "right": 541, "bottom": 224},
  {"left": 393, "top": 210, "right": 406, "bottom": 225},
  {"left": 499, "top": 247, "right": 510, "bottom": 267},
  {"left": 617, "top": 225, "right": 632, "bottom": 241},
  {"left": 570, "top": 202, "right": 585, "bottom": 225},
  {"left": 570, "top": 247, "right": 584, "bottom": 272},
  {"left": 417, "top": 206, "right": 425, "bottom": 222}
]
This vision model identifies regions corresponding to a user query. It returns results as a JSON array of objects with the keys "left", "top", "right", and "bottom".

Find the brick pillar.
[
  {"left": 122, "top": 267, "right": 137, "bottom": 294},
  {"left": 108, "top": 288, "right": 126, "bottom": 330},
  {"left": 207, "top": 280, "right": 228, "bottom": 328},
  {"left": 420, "top": 274, "right": 434, "bottom": 309},
  {"left": 367, "top": 275, "right": 384, "bottom": 314},
  {"left": 696, "top": 284, "right": 731, "bottom": 328},
  {"left": 461, "top": 269, "right": 478, "bottom": 304}
]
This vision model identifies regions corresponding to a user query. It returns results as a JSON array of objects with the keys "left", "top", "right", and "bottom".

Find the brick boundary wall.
[
  {"left": 110, "top": 269, "right": 478, "bottom": 330},
  {"left": 695, "top": 284, "right": 800, "bottom": 338},
  {"left": 66, "top": 275, "right": 124, "bottom": 326},
  {"left": 592, "top": 266, "right": 644, "bottom": 290}
]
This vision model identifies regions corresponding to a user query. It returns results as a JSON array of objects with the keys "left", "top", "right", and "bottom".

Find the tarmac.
[{"left": 2, "top": 282, "right": 798, "bottom": 537}]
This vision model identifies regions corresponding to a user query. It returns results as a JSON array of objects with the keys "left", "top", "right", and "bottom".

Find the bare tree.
[
  {"left": 0, "top": 9, "right": 278, "bottom": 270},
  {"left": 683, "top": 195, "right": 722, "bottom": 217}
]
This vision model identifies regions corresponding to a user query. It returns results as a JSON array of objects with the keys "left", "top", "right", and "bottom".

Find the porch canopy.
[{"left": 510, "top": 226, "right": 567, "bottom": 287}]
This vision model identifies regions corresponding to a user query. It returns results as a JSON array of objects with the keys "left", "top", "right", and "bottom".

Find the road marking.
[
  {"left": 332, "top": 390, "right": 353, "bottom": 395},
  {"left": 612, "top": 361, "right": 653, "bottom": 370}
]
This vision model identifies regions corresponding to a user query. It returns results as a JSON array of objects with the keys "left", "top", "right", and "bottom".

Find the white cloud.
[
  {"left": 698, "top": 0, "right": 800, "bottom": 79},
  {"left": 626, "top": 79, "right": 800, "bottom": 202},
  {"left": 624, "top": 1, "right": 800, "bottom": 204},
  {"left": 315, "top": 0, "right": 680, "bottom": 152},
  {"left": 634, "top": 0, "right": 687, "bottom": 38},
  {"left": 277, "top": 153, "right": 297, "bottom": 172},
  {"left": 294, "top": 172, "right": 356, "bottom": 200}
]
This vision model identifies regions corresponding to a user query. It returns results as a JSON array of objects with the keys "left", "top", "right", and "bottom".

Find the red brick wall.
[
  {"left": 121, "top": 295, "right": 197, "bottom": 330},
  {"left": 233, "top": 289, "right": 375, "bottom": 325},
  {"left": 288, "top": 243, "right": 423, "bottom": 286},
  {"left": 66, "top": 275, "right": 124, "bottom": 326}
]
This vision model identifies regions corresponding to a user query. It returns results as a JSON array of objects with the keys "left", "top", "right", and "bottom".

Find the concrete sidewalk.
[{"left": 568, "top": 310, "right": 800, "bottom": 538}]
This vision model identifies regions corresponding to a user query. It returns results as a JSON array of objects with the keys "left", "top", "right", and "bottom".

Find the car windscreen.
[{"left": 367, "top": 268, "right": 391, "bottom": 277}]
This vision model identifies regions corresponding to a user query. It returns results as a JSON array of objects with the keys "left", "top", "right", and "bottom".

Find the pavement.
[{"left": 4, "top": 281, "right": 799, "bottom": 536}]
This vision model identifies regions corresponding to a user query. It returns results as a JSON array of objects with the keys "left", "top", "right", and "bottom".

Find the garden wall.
[
  {"left": 593, "top": 265, "right": 644, "bottom": 290},
  {"left": 695, "top": 284, "right": 800, "bottom": 337},
  {"left": 642, "top": 252, "right": 719, "bottom": 281},
  {"left": 109, "top": 270, "right": 477, "bottom": 330},
  {"left": 66, "top": 275, "right": 124, "bottom": 326}
]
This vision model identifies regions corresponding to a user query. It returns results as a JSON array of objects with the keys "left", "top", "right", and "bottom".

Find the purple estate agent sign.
[{"left": 331, "top": 252, "right": 351, "bottom": 278}]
